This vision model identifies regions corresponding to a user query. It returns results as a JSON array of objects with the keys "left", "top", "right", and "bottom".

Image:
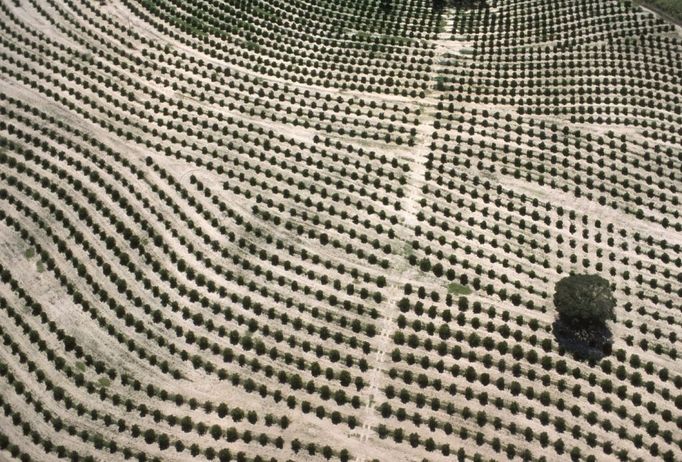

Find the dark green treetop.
[{"left": 553, "top": 274, "right": 616, "bottom": 328}]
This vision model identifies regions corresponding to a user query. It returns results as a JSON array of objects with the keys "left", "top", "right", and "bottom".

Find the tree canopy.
[{"left": 553, "top": 274, "right": 616, "bottom": 328}]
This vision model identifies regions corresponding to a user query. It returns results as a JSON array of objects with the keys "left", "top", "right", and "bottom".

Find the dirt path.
[
  {"left": 351, "top": 8, "right": 467, "bottom": 462},
  {"left": 637, "top": 2, "right": 682, "bottom": 30}
]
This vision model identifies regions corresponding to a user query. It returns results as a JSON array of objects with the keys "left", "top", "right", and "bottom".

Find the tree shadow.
[
  {"left": 451, "top": 0, "right": 489, "bottom": 9},
  {"left": 379, "top": 0, "right": 392, "bottom": 15},
  {"left": 552, "top": 316, "right": 613, "bottom": 361},
  {"left": 432, "top": 0, "right": 489, "bottom": 14}
]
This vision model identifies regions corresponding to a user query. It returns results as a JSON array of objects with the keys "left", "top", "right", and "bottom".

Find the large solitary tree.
[
  {"left": 554, "top": 274, "right": 616, "bottom": 328},
  {"left": 552, "top": 274, "right": 616, "bottom": 359}
]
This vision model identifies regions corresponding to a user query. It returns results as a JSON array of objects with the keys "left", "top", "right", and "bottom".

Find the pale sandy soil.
[{"left": 1, "top": 1, "right": 680, "bottom": 462}]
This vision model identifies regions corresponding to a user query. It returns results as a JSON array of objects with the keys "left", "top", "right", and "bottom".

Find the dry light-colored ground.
[{"left": 0, "top": 1, "right": 680, "bottom": 462}]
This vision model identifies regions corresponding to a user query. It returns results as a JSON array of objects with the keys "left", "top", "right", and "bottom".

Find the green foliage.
[
  {"left": 448, "top": 282, "right": 472, "bottom": 295},
  {"left": 432, "top": 0, "right": 447, "bottom": 11},
  {"left": 553, "top": 274, "right": 616, "bottom": 328}
]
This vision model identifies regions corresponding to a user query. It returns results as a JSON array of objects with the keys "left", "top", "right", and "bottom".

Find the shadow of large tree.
[
  {"left": 432, "top": 0, "right": 489, "bottom": 13},
  {"left": 553, "top": 317, "right": 613, "bottom": 361}
]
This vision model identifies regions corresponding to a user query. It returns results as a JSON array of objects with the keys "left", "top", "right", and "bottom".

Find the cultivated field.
[{"left": 0, "top": 0, "right": 680, "bottom": 461}]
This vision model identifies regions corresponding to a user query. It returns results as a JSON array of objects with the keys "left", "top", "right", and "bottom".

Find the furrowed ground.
[{"left": 0, "top": 1, "right": 680, "bottom": 462}]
